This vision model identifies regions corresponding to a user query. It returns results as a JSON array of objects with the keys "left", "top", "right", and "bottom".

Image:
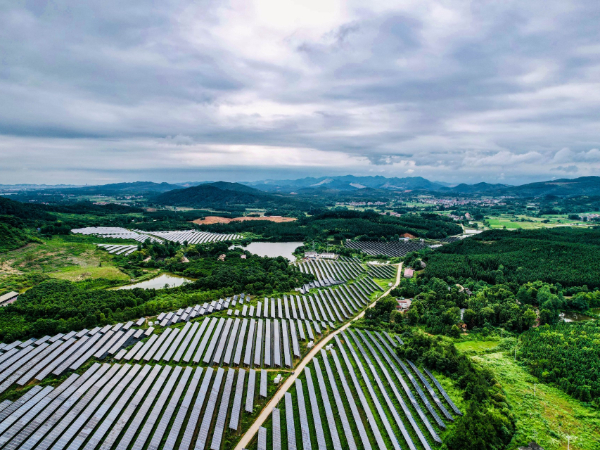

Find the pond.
[
  {"left": 116, "top": 273, "right": 194, "bottom": 290},
  {"left": 232, "top": 241, "right": 303, "bottom": 261},
  {"left": 560, "top": 311, "right": 595, "bottom": 322}
]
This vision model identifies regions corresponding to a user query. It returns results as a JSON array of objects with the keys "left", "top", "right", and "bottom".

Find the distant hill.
[
  {"left": 502, "top": 177, "right": 600, "bottom": 197},
  {"left": 247, "top": 175, "right": 446, "bottom": 193},
  {"left": 63, "top": 181, "right": 180, "bottom": 194},
  {"left": 443, "top": 182, "right": 510, "bottom": 194},
  {"left": 153, "top": 182, "right": 302, "bottom": 209}
]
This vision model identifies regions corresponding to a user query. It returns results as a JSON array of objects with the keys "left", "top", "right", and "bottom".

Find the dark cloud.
[{"left": 0, "top": 0, "right": 599, "bottom": 184}]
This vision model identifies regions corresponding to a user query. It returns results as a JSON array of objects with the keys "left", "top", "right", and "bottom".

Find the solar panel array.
[
  {"left": 71, "top": 227, "right": 241, "bottom": 245},
  {"left": 366, "top": 263, "right": 397, "bottom": 278},
  {"left": 344, "top": 240, "right": 428, "bottom": 257},
  {"left": 0, "top": 361, "right": 284, "bottom": 450},
  {"left": 255, "top": 328, "right": 460, "bottom": 450},
  {"left": 96, "top": 244, "right": 138, "bottom": 255},
  {"left": 0, "top": 326, "right": 145, "bottom": 394}
]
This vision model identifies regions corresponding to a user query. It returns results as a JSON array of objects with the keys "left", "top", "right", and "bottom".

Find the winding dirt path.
[{"left": 234, "top": 263, "right": 403, "bottom": 450}]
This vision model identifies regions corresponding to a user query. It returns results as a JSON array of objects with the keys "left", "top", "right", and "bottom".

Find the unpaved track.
[{"left": 234, "top": 263, "right": 403, "bottom": 450}]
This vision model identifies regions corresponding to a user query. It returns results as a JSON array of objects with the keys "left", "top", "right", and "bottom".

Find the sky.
[{"left": 1, "top": 0, "right": 600, "bottom": 186}]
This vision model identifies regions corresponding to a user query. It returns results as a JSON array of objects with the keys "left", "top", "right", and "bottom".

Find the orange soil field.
[{"left": 192, "top": 215, "right": 297, "bottom": 225}]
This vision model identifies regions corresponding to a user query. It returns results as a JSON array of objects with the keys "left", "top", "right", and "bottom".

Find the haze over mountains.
[{"left": 3, "top": 176, "right": 600, "bottom": 200}]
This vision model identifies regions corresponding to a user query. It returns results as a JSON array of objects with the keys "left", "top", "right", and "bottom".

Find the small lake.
[
  {"left": 232, "top": 242, "right": 303, "bottom": 261},
  {"left": 117, "top": 273, "right": 193, "bottom": 290},
  {"left": 560, "top": 311, "right": 595, "bottom": 322}
]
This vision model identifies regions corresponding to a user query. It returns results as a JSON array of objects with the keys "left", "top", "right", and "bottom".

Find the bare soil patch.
[{"left": 192, "top": 215, "right": 297, "bottom": 225}]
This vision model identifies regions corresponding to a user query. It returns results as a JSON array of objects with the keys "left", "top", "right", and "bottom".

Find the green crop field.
[{"left": 455, "top": 339, "right": 600, "bottom": 450}]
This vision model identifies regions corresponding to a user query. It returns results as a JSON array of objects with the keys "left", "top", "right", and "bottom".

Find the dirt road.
[{"left": 234, "top": 263, "right": 403, "bottom": 450}]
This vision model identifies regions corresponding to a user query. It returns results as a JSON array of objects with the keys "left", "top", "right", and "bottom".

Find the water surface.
[
  {"left": 560, "top": 311, "right": 595, "bottom": 322},
  {"left": 117, "top": 273, "right": 193, "bottom": 290},
  {"left": 232, "top": 241, "right": 303, "bottom": 261}
]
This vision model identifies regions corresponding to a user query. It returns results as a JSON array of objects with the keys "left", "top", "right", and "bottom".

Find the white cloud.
[{"left": 1, "top": 0, "right": 600, "bottom": 184}]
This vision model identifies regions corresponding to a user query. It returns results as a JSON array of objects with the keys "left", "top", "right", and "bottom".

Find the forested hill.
[
  {"left": 153, "top": 181, "right": 308, "bottom": 210},
  {"left": 423, "top": 227, "right": 600, "bottom": 288},
  {"left": 199, "top": 210, "right": 463, "bottom": 241}
]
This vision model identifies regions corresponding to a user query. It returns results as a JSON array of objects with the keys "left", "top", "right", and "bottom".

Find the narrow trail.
[{"left": 234, "top": 263, "right": 403, "bottom": 450}]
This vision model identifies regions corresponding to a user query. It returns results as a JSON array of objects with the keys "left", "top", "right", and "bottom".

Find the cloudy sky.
[{"left": 1, "top": 0, "right": 599, "bottom": 185}]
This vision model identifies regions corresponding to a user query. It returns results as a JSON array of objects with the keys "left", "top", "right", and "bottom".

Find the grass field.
[
  {"left": 483, "top": 214, "right": 589, "bottom": 230},
  {"left": 0, "top": 235, "right": 134, "bottom": 292},
  {"left": 48, "top": 265, "right": 130, "bottom": 282},
  {"left": 454, "top": 339, "right": 600, "bottom": 450}
]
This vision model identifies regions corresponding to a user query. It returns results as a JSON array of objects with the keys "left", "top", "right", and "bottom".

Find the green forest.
[
  {"left": 518, "top": 321, "right": 600, "bottom": 404},
  {"left": 421, "top": 228, "right": 600, "bottom": 288},
  {"left": 199, "top": 210, "right": 463, "bottom": 241},
  {"left": 398, "top": 331, "right": 515, "bottom": 450}
]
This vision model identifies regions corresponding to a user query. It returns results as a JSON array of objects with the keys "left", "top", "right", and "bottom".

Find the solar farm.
[
  {"left": 344, "top": 240, "right": 428, "bottom": 257},
  {"left": 295, "top": 257, "right": 387, "bottom": 293},
  {"left": 0, "top": 259, "right": 401, "bottom": 450},
  {"left": 250, "top": 329, "right": 462, "bottom": 450},
  {"left": 71, "top": 227, "right": 242, "bottom": 246}
]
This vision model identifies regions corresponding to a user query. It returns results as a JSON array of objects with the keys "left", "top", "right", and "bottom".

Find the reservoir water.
[
  {"left": 117, "top": 273, "right": 193, "bottom": 290},
  {"left": 233, "top": 242, "right": 303, "bottom": 261}
]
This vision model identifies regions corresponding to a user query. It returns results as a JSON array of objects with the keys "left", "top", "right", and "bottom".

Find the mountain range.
[{"left": 3, "top": 176, "right": 600, "bottom": 200}]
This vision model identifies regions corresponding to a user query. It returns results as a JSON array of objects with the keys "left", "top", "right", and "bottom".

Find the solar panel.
[
  {"left": 244, "top": 319, "right": 256, "bottom": 366},
  {"left": 228, "top": 369, "right": 246, "bottom": 430},
  {"left": 203, "top": 318, "right": 226, "bottom": 364},
  {"left": 296, "top": 320, "right": 306, "bottom": 341},
  {"left": 146, "top": 367, "right": 193, "bottom": 450},
  {"left": 303, "top": 368, "right": 327, "bottom": 449},
  {"left": 245, "top": 369, "right": 256, "bottom": 413},
  {"left": 0, "top": 374, "right": 82, "bottom": 448},
  {"left": 284, "top": 392, "right": 297, "bottom": 450},
  {"left": 194, "top": 318, "right": 218, "bottom": 363},
  {"left": 212, "top": 318, "right": 234, "bottom": 365},
  {"left": 305, "top": 321, "right": 314, "bottom": 340},
  {"left": 369, "top": 331, "right": 446, "bottom": 431},
  {"left": 281, "top": 320, "right": 291, "bottom": 367},
  {"left": 253, "top": 319, "right": 263, "bottom": 367},
  {"left": 0, "top": 385, "right": 53, "bottom": 438},
  {"left": 320, "top": 350, "right": 362, "bottom": 450},
  {"left": 406, "top": 359, "right": 453, "bottom": 421},
  {"left": 161, "top": 323, "right": 189, "bottom": 362},
  {"left": 312, "top": 359, "right": 343, "bottom": 449},
  {"left": 180, "top": 367, "right": 213, "bottom": 450},
  {"left": 313, "top": 321, "right": 321, "bottom": 335},
  {"left": 295, "top": 379, "right": 312, "bottom": 450},
  {"left": 210, "top": 368, "right": 235, "bottom": 449},
  {"left": 259, "top": 369, "right": 267, "bottom": 398},
  {"left": 167, "top": 322, "right": 193, "bottom": 362},
  {"left": 272, "top": 407, "right": 281, "bottom": 450},
  {"left": 272, "top": 320, "right": 280, "bottom": 367},
  {"left": 29, "top": 364, "right": 118, "bottom": 450},
  {"left": 59, "top": 365, "right": 138, "bottom": 450},
  {"left": 263, "top": 319, "right": 272, "bottom": 367},
  {"left": 184, "top": 320, "right": 209, "bottom": 363},
  {"left": 115, "top": 366, "right": 172, "bottom": 450},
  {"left": 257, "top": 427, "right": 267, "bottom": 450},
  {"left": 277, "top": 298, "right": 283, "bottom": 319},
  {"left": 223, "top": 319, "right": 241, "bottom": 365},
  {"left": 332, "top": 343, "right": 386, "bottom": 450},
  {"left": 340, "top": 332, "right": 405, "bottom": 450},
  {"left": 302, "top": 297, "right": 312, "bottom": 320},
  {"left": 289, "top": 320, "right": 300, "bottom": 358},
  {"left": 195, "top": 367, "right": 224, "bottom": 450},
  {"left": 233, "top": 319, "right": 248, "bottom": 366},
  {"left": 423, "top": 367, "right": 462, "bottom": 416},
  {"left": 151, "top": 366, "right": 199, "bottom": 450}
]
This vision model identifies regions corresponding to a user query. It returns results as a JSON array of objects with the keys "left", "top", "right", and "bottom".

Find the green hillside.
[{"left": 423, "top": 228, "right": 600, "bottom": 288}]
